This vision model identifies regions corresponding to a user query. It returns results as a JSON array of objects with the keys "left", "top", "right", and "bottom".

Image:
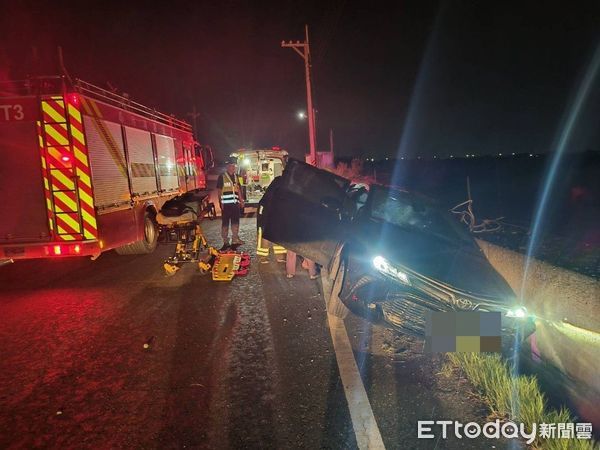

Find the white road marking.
[{"left": 321, "top": 270, "right": 386, "bottom": 450}]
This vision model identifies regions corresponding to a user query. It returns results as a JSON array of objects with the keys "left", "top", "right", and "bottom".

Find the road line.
[{"left": 321, "top": 270, "right": 386, "bottom": 450}]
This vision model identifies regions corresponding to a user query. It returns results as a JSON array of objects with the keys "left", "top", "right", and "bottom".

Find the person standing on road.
[
  {"left": 286, "top": 251, "right": 317, "bottom": 279},
  {"left": 256, "top": 176, "right": 286, "bottom": 263},
  {"left": 217, "top": 158, "right": 245, "bottom": 247}
]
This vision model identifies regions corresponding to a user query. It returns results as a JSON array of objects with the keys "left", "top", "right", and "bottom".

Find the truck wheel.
[
  {"left": 115, "top": 212, "right": 158, "bottom": 255},
  {"left": 327, "top": 259, "right": 350, "bottom": 319}
]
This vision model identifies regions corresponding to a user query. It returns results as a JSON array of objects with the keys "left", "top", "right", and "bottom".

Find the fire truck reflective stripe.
[
  {"left": 51, "top": 170, "right": 76, "bottom": 191},
  {"left": 55, "top": 212, "right": 82, "bottom": 234},
  {"left": 53, "top": 191, "right": 78, "bottom": 212},
  {"left": 36, "top": 96, "right": 99, "bottom": 242},
  {"left": 56, "top": 227, "right": 77, "bottom": 240},
  {"left": 42, "top": 99, "right": 66, "bottom": 123},
  {"left": 67, "top": 102, "right": 83, "bottom": 125},
  {"left": 73, "top": 147, "right": 90, "bottom": 169},
  {"left": 70, "top": 126, "right": 85, "bottom": 146},
  {"left": 66, "top": 96, "right": 98, "bottom": 240},
  {"left": 46, "top": 147, "right": 73, "bottom": 169},
  {"left": 44, "top": 123, "right": 70, "bottom": 146},
  {"left": 37, "top": 121, "right": 55, "bottom": 233},
  {"left": 77, "top": 189, "right": 94, "bottom": 210},
  {"left": 55, "top": 202, "right": 95, "bottom": 239}
]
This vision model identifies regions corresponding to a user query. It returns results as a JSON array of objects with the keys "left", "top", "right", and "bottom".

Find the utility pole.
[
  {"left": 187, "top": 105, "right": 201, "bottom": 141},
  {"left": 282, "top": 25, "right": 317, "bottom": 166}
]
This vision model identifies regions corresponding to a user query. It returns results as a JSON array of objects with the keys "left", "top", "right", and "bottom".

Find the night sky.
[{"left": 2, "top": 1, "right": 599, "bottom": 160}]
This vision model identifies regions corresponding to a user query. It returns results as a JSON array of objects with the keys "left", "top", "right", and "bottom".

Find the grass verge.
[{"left": 447, "top": 353, "right": 597, "bottom": 450}]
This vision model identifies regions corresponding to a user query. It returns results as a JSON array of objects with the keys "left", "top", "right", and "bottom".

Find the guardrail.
[{"left": 476, "top": 238, "right": 600, "bottom": 426}]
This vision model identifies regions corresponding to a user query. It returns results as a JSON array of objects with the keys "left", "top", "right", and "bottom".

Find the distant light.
[
  {"left": 297, "top": 111, "right": 306, "bottom": 120},
  {"left": 512, "top": 153, "right": 516, "bottom": 156},
  {"left": 433, "top": 155, "right": 437, "bottom": 159},
  {"left": 529, "top": 153, "right": 534, "bottom": 157},
  {"left": 498, "top": 153, "right": 502, "bottom": 156},
  {"left": 450, "top": 155, "right": 454, "bottom": 158},
  {"left": 61, "top": 156, "right": 70, "bottom": 162},
  {"left": 385, "top": 157, "right": 389, "bottom": 160}
]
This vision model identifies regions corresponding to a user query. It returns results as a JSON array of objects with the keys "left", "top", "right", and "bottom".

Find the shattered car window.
[{"left": 369, "top": 186, "right": 474, "bottom": 246}]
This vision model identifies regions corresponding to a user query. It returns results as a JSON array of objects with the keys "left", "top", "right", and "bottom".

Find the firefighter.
[
  {"left": 217, "top": 158, "right": 245, "bottom": 247},
  {"left": 256, "top": 176, "right": 286, "bottom": 263}
]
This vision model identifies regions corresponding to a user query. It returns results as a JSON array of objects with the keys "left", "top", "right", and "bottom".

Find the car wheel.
[
  {"left": 327, "top": 258, "right": 350, "bottom": 319},
  {"left": 115, "top": 211, "right": 158, "bottom": 255}
]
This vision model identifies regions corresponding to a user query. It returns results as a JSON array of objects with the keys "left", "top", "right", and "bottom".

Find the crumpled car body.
[{"left": 261, "top": 159, "right": 535, "bottom": 353}]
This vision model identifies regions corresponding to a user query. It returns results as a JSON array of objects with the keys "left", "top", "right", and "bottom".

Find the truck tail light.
[{"left": 47, "top": 243, "right": 85, "bottom": 256}]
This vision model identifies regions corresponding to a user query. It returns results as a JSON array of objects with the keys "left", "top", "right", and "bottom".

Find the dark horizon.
[{"left": 1, "top": 1, "right": 599, "bottom": 160}]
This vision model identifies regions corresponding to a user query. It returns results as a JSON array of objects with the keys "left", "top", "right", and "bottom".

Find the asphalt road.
[{"left": 0, "top": 218, "right": 514, "bottom": 449}]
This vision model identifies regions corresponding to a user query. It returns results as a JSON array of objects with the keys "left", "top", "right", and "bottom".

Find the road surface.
[{"left": 0, "top": 218, "right": 509, "bottom": 449}]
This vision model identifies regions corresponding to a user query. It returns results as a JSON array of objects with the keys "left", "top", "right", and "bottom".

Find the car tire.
[
  {"left": 115, "top": 211, "right": 158, "bottom": 255},
  {"left": 327, "top": 258, "right": 350, "bottom": 319}
]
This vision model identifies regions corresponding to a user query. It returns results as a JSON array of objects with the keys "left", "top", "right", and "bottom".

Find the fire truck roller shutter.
[
  {"left": 155, "top": 134, "right": 179, "bottom": 193},
  {"left": 124, "top": 126, "right": 158, "bottom": 197},
  {"left": 84, "top": 116, "right": 131, "bottom": 209}
]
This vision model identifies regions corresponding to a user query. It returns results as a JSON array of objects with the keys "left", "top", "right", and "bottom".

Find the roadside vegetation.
[{"left": 446, "top": 353, "right": 597, "bottom": 450}]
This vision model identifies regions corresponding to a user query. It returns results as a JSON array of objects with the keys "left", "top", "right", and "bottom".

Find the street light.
[{"left": 297, "top": 111, "right": 306, "bottom": 120}]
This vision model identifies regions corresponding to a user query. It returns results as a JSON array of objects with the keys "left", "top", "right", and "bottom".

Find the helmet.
[{"left": 225, "top": 157, "right": 237, "bottom": 165}]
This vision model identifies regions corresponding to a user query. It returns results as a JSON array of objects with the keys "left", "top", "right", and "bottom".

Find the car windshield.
[{"left": 369, "top": 186, "right": 474, "bottom": 246}]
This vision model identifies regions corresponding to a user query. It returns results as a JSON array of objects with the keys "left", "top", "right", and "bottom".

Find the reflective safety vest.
[
  {"left": 221, "top": 173, "right": 239, "bottom": 205},
  {"left": 257, "top": 226, "right": 286, "bottom": 256}
]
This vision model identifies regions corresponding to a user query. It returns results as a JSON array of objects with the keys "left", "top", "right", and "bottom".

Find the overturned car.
[{"left": 261, "top": 159, "right": 535, "bottom": 354}]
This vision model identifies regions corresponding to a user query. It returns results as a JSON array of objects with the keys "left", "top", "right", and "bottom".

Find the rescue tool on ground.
[
  {"left": 157, "top": 193, "right": 250, "bottom": 280},
  {"left": 0, "top": 75, "right": 214, "bottom": 261}
]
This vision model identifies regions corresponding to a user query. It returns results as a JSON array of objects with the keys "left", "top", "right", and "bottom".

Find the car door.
[{"left": 262, "top": 159, "right": 351, "bottom": 266}]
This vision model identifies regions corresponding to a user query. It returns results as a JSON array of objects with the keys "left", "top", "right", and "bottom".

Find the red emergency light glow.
[
  {"left": 53, "top": 245, "right": 62, "bottom": 255},
  {"left": 74, "top": 244, "right": 81, "bottom": 254},
  {"left": 69, "top": 94, "right": 79, "bottom": 105},
  {"left": 61, "top": 156, "right": 70, "bottom": 162}
]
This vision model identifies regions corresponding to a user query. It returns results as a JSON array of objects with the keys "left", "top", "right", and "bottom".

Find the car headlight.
[
  {"left": 372, "top": 256, "right": 410, "bottom": 285},
  {"left": 506, "top": 306, "right": 528, "bottom": 319}
]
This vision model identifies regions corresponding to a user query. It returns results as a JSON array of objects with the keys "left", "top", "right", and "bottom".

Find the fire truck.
[
  {"left": 0, "top": 76, "right": 213, "bottom": 261},
  {"left": 230, "top": 147, "right": 288, "bottom": 207}
]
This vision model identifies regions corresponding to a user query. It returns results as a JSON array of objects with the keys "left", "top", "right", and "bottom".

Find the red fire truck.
[{"left": 0, "top": 76, "right": 213, "bottom": 261}]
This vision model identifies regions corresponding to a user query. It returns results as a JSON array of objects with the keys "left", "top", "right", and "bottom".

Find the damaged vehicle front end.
[{"left": 261, "top": 159, "right": 535, "bottom": 355}]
